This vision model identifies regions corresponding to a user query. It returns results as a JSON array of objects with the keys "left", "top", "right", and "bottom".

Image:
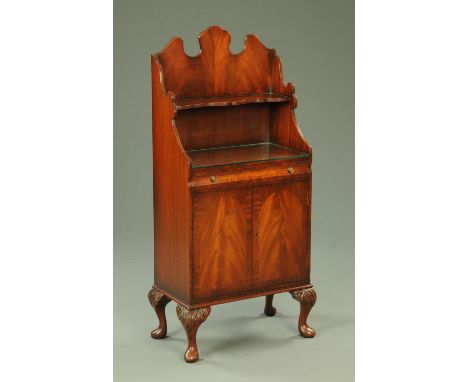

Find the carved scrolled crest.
[
  {"left": 155, "top": 26, "right": 293, "bottom": 99},
  {"left": 176, "top": 305, "right": 211, "bottom": 331}
]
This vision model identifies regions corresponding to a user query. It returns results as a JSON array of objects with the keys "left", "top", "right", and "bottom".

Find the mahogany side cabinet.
[{"left": 148, "top": 26, "right": 317, "bottom": 363}]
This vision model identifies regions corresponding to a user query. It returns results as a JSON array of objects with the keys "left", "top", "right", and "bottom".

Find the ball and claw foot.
[
  {"left": 148, "top": 288, "right": 171, "bottom": 339},
  {"left": 290, "top": 287, "right": 317, "bottom": 338},
  {"left": 176, "top": 304, "right": 211, "bottom": 363},
  {"left": 264, "top": 294, "right": 277, "bottom": 316}
]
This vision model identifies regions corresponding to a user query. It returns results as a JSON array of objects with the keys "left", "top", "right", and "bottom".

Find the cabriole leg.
[
  {"left": 264, "top": 294, "right": 277, "bottom": 316},
  {"left": 176, "top": 305, "right": 211, "bottom": 363},
  {"left": 290, "top": 287, "right": 317, "bottom": 338},
  {"left": 148, "top": 288, "right": 171, "bottom": 339}
]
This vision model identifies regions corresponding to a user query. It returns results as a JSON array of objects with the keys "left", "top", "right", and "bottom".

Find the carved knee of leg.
[
  {"left": 290, "top": 287, "right": 317, "bottom": 338},
  {"left": 148, "top": 288, "right": 171, "bottom": 339},
  {"left": 176, "top": 305, "right": 211, "bottom": 363}
]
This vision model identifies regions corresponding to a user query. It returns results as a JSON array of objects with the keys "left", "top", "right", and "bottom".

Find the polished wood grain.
[
  {"left": 253, "top": 180, "right": 310, "bottom": 289},
  {"left": 176, "top": 104, "right": 271, "bottom": 151},
  {"left": 189, "top": 158, "right": 311, "bottom": 191},
  {"left": 270, "top": 102, "right": 312, "bottom": 154},
  {"left": 150, "top": 26, "right": 315, "bottom": 362},
  {"left": 151, "top": 55, "right": 191, "bottom": 301},
  {"left": 192, "top": 188, "right": 253, "bottom": 301},
  {"left": 157, "top": 26, "right": 291, "bottom": 99},
  {"left": 191, "top": 178, "right": 310, "bottom": 305}
]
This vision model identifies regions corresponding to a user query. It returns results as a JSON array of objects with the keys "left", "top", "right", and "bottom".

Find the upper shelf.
[{"left": 174, "top": 93, "right": 290, "bottom": 110}]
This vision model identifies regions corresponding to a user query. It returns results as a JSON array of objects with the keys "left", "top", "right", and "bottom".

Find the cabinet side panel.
[
  {"left": 270, "top": 104, "right": 312, "bottom": 154},
  {"left": 152, "top": 56, "right": 191, "bottom": 302}
]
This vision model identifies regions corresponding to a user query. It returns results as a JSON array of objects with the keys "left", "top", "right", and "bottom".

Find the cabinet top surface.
[{"left": 187, "top": 142, "right": 308, "bottom": 168}]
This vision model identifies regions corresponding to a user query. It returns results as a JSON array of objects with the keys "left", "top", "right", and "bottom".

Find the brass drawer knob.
[
  {"left": 288, "top": 167, "right": 294, "bottom": 174},
  {"left": 210, "top": 175, "right": 217, "bottom": 183}
]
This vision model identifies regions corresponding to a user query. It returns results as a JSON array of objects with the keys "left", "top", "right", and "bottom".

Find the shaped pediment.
[{"left": 155, "top": 26, "right": 291, "bottom": 99}]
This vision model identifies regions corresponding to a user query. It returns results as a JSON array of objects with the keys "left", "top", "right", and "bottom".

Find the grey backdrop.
[{"left": 114, "top": 0, "right": 354, "bottom": 381}]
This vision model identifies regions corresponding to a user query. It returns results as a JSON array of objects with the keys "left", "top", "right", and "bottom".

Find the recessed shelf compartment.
[
  {"left": 187, "top": 142, "right": 308, "bottom": 168},
  {"left": 174, "top": 93, "right": 289, "bottom": 110}
]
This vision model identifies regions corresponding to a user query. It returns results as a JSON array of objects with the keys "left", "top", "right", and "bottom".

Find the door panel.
[
  {"left": 192, "top": 188, "right": 253, "bottom": 301},
  {"left": 252, "top": 180, "right": 310, "bottom": 289}
]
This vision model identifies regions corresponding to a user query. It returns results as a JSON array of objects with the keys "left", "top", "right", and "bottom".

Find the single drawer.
[{"left": 189, "top": 158, "right": 311, "bottom": 191}]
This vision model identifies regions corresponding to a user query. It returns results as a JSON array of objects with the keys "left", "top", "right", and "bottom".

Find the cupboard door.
[
  {"left": 252, "top": 180, "right": 310, "bottom": 289},
  {"left": 192, "top": 188, "right": 253, "bottom": 301}
]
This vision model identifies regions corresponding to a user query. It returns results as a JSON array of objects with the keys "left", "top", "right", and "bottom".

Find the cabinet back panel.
[{"left": 176, "top": 104, "right": 270, "bottom": 150}]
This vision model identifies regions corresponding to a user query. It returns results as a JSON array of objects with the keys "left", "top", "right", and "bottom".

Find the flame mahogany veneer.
[{"left": 148, "top": 26, "right": 317, "bottom": 363}]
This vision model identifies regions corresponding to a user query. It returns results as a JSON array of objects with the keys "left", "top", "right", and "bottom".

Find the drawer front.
[
  {"left": 252, "top": 179, "right": 310, "bottom": 289},
  {"left": 189, "top": 158, "right": 311, "bottom": 191},
  {"left": 191, "top": 188, "right": 253, "bottom": 301}
]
